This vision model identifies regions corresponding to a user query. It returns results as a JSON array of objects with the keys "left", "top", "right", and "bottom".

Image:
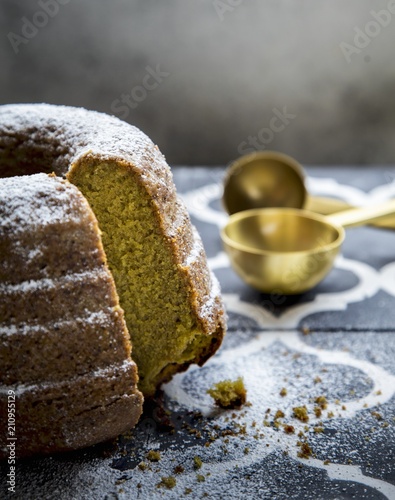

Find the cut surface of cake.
[
  {"left": 0, "top": 174, "right": 143, "bottom": 458},
  {"left": 0, "top": 104, "right": 225, "bottom": 397}
]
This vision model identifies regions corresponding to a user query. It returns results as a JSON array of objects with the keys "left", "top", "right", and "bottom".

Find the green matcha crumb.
[
  {"left": 185, "top": 488, "right": 192, "bottom": 495},
  {"left": 138, "top": 461, "right": 148, "bottom": 471},
  {"left": 315, "top": 396, "right": 328, "bottom": 409},
  {"left": 314, "top": 406, "right": 322, "bottom": 418},
  {"left": 244, "top": 447, "right": 250, "bottom": 454},
  {"left": 207, "top": 377, "right": 247, "bottom": 409},
  {"left": 279, "top": 387, "right": 287, "bottom": 397},
  {"left": 197, "top": 474, "right": 206, "bottom": 482},
  {"left": 146, "top": 450, "right": 161, "bottom": 462},
  {"left": 194, "top": 456, "right": 203, "bottom": 469},
  {"left": 371, "top": 411, "right": 383, "bottom": 421},
  {"left": 293, "top": 406, "right": 309, "bottom": 422},
  {"left": 157, "top": 476, "right": 176, "bottom": 489},
  {"left": 297, "top": 441, "right": 313, "bottom": 459}
]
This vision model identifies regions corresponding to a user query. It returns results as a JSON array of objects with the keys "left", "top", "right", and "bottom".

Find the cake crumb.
[
  {"left": 138, "top": 461, "right": 148, "bottom": 471},
  {"left": 297, "top": 442, "right": 313, "bottom": 459},
  {"left": 174, "top": 465, "right": 184, "bottom": 474},
  {"left": 207, "top": 377, "right": 247, "bottom": 409},
  {"left": 279, "top": 388, "right": 287, "bottom": 397},
  {"left": 315, "top": 396, "right": 328, "bottom": 409},
  {"left": 314, "top": 407, "right": 322, "bottom": 418},
  {"left": 194, "top": 456, "right": 203, "bottom": 469},
  {"left": 293, "top": 406, "right": 309, "bottom": 422},
  {"left": 146, "top": 450, "right": 161, "bottom": 462},
  {"left": 157, "top": 476, "right": 176, "bottom": 489},
  {"left": 197, "top": 474, "right": 206, "bottom": 482}
]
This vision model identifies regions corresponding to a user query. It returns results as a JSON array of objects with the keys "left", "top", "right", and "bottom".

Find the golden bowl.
[{"left": 221, "top": 208, "right": 344, "bottom": 295}]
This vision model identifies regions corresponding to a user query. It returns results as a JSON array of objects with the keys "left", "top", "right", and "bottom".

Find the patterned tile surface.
[{"left": 1, "top": 166, "right": 394, "bottom": 500}]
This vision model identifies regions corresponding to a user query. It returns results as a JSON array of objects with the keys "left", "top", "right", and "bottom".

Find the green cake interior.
[{"left": 69, "top": 161, "right": 214, "bottom": 396}]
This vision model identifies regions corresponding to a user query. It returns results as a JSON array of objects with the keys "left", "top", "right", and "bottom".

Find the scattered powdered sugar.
[
  {"left": 27, "top": 247, "right": 43, "bottom": 260},
  {"left": 85, "top": 359, "right": 134, "bottom": 379},
  {"left": 81, "top": 308, "right": 114, "bottom": 326}
]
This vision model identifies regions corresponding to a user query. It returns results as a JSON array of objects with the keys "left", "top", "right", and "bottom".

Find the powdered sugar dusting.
[
  {"left": 0, "top": 307, "right": 116, "bottom": 337},
  {"left": 0, "top": 359, "right": 134, "bottom": 396},
  {"left": 183, "top": 227, "right": 204, "bottom": 268},
  {"left": 0, "top": 173, "right": 85, "bottom": 231},
  {"left": 184, "top": 226, "right": 225, "bottom": 332},
  {"left": 0, "top": 103, "right": 170, "bottom": 187},
  {"left": 0, "top": 269, "right": 108, "bottom": 294}
]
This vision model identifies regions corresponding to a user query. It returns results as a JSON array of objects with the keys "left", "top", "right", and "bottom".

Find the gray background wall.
[{"left": 0, "top": 0, "right": 394, "bottom": 166}]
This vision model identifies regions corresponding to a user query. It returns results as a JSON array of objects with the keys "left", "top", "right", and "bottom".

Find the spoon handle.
[{"left": 326, "top": 199, "right": 395, "bottom": 228}]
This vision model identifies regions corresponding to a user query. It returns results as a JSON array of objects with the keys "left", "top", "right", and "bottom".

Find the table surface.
[{"left": 1, "top": 166, "right": 395, "bottom": 500}]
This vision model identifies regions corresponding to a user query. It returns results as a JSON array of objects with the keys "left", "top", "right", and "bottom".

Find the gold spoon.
[
  {"left": 221, "top": 200, "right": 395, "bottom": 295},
  {"left": 222, "top": 151, "right": 395, "bottom": 229},
  {"left": 223, "top": 151, "right": 307, "bottom": 215}
]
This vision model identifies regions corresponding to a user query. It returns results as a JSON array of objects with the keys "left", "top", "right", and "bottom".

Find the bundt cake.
[
  {"left": 0, "top": 103, "right": 225, "bottom": 457},
  {"left": 0, "top": 173, "right": 143, "bottom": 457}
]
